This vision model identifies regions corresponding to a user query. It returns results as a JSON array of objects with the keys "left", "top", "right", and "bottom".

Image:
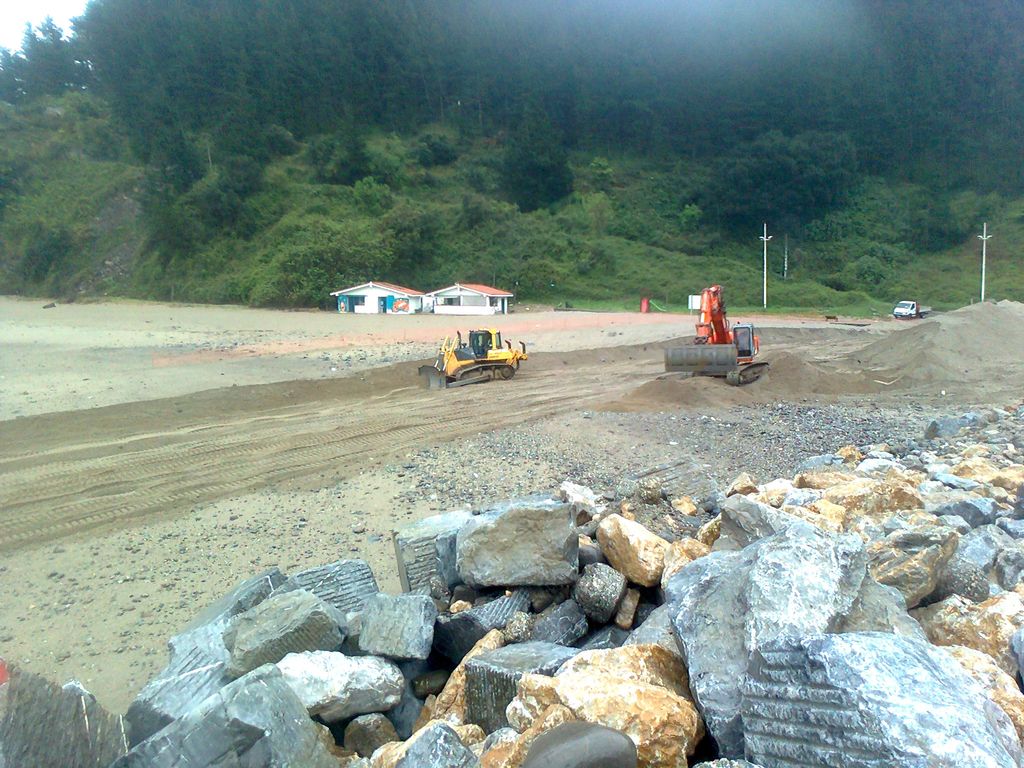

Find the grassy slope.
[{"left": 0, "top": 96, "right": 1020, "bottom": 314}]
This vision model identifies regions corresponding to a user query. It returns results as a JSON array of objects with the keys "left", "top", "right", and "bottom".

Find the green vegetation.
[{"left": 1, "top": 2, "right": 1022, "bottom": 311}]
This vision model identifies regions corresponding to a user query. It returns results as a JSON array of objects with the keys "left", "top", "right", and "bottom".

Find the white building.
[
  {"left": 329, "top": 281, "right": 425, "bottom": 314},
  {"left": 425, "top": 283, "right": 514, "bottom": 315}
]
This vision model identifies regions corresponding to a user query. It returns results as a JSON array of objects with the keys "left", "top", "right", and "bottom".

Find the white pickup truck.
[{"left": 892, "top": 300, "right": 931, "bottom": 319}]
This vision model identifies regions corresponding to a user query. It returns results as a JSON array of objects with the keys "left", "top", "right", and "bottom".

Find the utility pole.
[
  {"left": 978, "top": 222, "right": 992, "bottom": 302},
  {"left": 783, "top": 234, "right": 789, "bottom": 280},
  {"left": 760, "top": 223, "right": 772, "bottom": 309}
]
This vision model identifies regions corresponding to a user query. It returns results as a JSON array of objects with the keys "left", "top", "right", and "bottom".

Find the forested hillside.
[{"left": 1, "top": 1, "right": 1022, "bottom": 310}]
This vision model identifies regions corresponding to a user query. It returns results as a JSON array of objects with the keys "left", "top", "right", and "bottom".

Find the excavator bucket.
[{"left": 664, "top": 345, "right": 740, "bottom": 376}]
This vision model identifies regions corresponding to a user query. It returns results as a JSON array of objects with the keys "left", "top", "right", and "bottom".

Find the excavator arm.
[{"left": 695, "top": 285, "right": 733, "bottom": 345}]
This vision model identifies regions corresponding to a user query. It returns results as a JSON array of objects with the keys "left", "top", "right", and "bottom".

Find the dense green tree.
[{"left": 502, "top": 110, "right": 573, "bottom": 211}]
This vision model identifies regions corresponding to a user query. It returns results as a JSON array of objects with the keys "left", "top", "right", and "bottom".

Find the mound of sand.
[
  {"left": 604, "top": 350, "right": 880, "bottom": 412},
  {"left": 846, "top": 300, "right": 1024, "bottom": 391}
]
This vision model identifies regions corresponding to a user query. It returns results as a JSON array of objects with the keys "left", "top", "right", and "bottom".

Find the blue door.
[{"left": 386, "top": 295, "right": 395, "bottom": 312}]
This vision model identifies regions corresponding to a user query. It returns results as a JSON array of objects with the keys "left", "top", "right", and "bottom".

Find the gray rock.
[
  {"left": 275, "top": 650, "right": 403, "bottom": 722},
  {"left": 780, "top": 488, "right": 821, "bottom": 508},
  {"left": 995, "top": 545, "right": 1024, "bottom": 589},
  {"left": 666, "top": 523, "right": 866, "bottom": 758},
  {"left": 358, "top": 593, "right": 437, "bottom": 660},
  {"left": 925, "top": 491, "right": 1001, "bottom": 528},
  {"left": 1011, "top": 627, "right": 1024, "bottom": 678},
  {"left": 1000, "top": 517, "right": 1024, "bottom": 539},
  {"left": 344, "top": 713, "right": 399, "bottom": 758},
  {"left": 578, "top": 543, "right": 607, "bottom": 568},
  {"left": 925, "top": 415, "right": 974, "bottom": 439},
  {"left": 930, "top": 556, "right": 991, "bottom": 603},
  {"left": 938, "top": 514, "right": 972, "bottom": 534},
  {"left": 935, "top": 472, "right": 983, "bottom": 492},
  {"left": 456, "top": 497, "right": 578, "bottom": 588},
  {"left": 625, "top": 604, "right": 681, "bottom": 657},
  {"left": 434, "top": 590, "right": 530, "bottom": 662},
  {"left": 837, "top": 576, "right": 928, "bottom": 641},
  {"left": 856, "top": 457, "right": 903, "bottom": 475},
  {"left": 112, "top": 666, "right": 338, "bottom": 768},
  {"left": 715, "top": 494, "right": 800, "bottom": 551},
  {"left": 126, "top": 569, "right": 285, "bottom": 743},
  {"left": 573, "top": 563, "right": 627, "bottom": 623},
  {"left": 481, "top": 727, "right": 519, "bottom": 753},
  {"left": 381, "top": 721, "right": 478, "bottom": 768},
  {"left": 272, "top": 558, "right": 379, "bottom": 614},
  {"left": 793, "top": 454, "right": 840, "bottom": 473},
  {"left": 387, "top": 659, "right": 430, "bottom": 739},
  {"left": 465, "top": 642, "right": 579, "bottom": 733},
  {"left": 393, "top": 511, "right": 473, "bottom": 592},
  {"left": 502, "top": 611, "right": 535, "bottom": 644},
  {"left": 530, "top": 599, "right": 589, "bottom": 646},
  {"left": 699, "top": 762, "right": 763, "bottom": 768},
  {"left": 957, "top": 524, "right": 1015, "bottom": 571},
  {"left": 742, "top": 633, "right": 1022, "bottom": 767},
  {"left": 577, "top": 625, "right": 630, "bottom": 651},
  {"left": 522, "top": 722, "right": 638, "bottom": 768},
  {"left": 223, "top": 589, "right": 346, "bottom": 678},
  {"left": 0, "top": 664, "right": 128, "bottom": 768}
]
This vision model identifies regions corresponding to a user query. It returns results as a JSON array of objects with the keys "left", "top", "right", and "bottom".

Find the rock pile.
[{"left": 2, "top": 406, "right": 1024, "bottom": 767}]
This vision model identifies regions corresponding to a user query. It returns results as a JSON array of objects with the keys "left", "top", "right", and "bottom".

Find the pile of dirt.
[
  {"left": 845, "top": 300, "right": 1024, "bottom": 393},
  {"left": 603, "top": 350, "right": 879, "bottom": 412}
]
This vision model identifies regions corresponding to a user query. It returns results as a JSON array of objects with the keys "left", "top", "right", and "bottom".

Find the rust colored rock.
[
  {"left": 755, "top": 479, "right": 795, "bottom": 508},
  {"left": 867, "top": 525, "right": 959, "bottom": 608},
  {"left": 696, "top": 516, "right": 720, "bottom": 547},
  {"left": 946, "top": 645, "right": 1024, "bottom": 744},
  {"left": 824, "top": 478, "right": 923, "bottom": 522},
  {"left": 781, "top": 502, "right": 847, "bottom": 534},
  {"left": 615, "top": 588, "right": 641, "bottom": 630},
  {"left": 555, "top": 644, "right": 691, "bottom": 700},
  {"left": 726, "top": 473, "right": 758, "bottom": 497},
  {"left": 836, "top": 445, "right": 863, "bottom": 465},
  {"left": 952, "top": 457, "right": 1001, "bottom": 484},
  {"left": 913, "top": 591, "right": 1024, "bottom": 676},
  {"left": 660, "top": 539, "right": 711, "bottom": 589},
  {"left": 793, "top": 469, "right": 857, "bottom": 490},
  {"left": 597, "top": 514, "right": 671, "bottom": 588}
]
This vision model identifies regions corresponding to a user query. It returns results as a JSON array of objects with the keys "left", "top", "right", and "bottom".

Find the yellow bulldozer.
[{"left": 419, "top": 329, "right": 528, "bottom": 389}]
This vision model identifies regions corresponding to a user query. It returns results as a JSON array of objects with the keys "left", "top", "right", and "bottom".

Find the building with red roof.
[
  {"left": 425, "top": 283, "right": 514, "bottom": 315},
  {"left": 329, "top": 281, "right": 424, "bottom": 314}
]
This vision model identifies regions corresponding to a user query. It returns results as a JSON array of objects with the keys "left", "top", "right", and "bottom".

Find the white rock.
[{"left": 276, "top": 650, "right": 403, "bottom": 722}]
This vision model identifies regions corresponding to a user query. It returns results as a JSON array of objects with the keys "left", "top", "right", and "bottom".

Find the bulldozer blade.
[
  {"left": 664, "top": 345, "right": 739, "bottom": 376},
  {"left": 419, "top": 365, "right": 448, "bottom": 390}
]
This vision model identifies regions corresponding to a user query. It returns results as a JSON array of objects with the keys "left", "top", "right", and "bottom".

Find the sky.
[{"left": 0, "top": 0, "right": 88, "bottom": 52}]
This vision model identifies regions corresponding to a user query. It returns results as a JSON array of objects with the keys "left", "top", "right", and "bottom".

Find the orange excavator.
[{"left": 664, "top": 285, "right": 769, "bottom": 385}]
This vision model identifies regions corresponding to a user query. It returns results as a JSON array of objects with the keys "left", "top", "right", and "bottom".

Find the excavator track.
[{"left": 726, "top": 361, "right": 770, "bottom": 386}]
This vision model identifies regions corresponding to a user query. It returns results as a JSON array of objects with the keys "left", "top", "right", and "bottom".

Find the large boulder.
[
  {"left": 866, "top": 525, "right": 959, "bottom": 608},
  {"left": 925, "top": 491, "right": 1002, "bottom": 528},
  {"left": 573, "top": 563, "right": 627, "bottom": 623},
  {"left": 464, "top": 641, "right": 579, "bottom": 733},
  {"left": 837, "top": 576, "right": 928, "bottom": 641},
  {"left": 555, "top": 644, "right": 690, "bottom": 700},
  {"left": 596, "top": 514, "right": 671, "bottom": 587},
  {"left": 275, "top": 651, "right": 403, "bottom": 722},
  {"left": 429, "top": 630, "right": 505, "bottom": 728},
  {"left": 223, "top": 589, "right": 346, "bottom": 678},
  {"left": 125, "top": 568, "right": 285, "bottom": 743},
  {"left": 521, "top": 722, "right": 638, "bottom": 768},
  {"left": 957, "top": 525, "right": 1015, "bottom": 571},
  {"left": 665, "top": 522, "right": 866, "bottom": 757},
  {"left": 358, "top": 593, "right": 437, "bottom": 661},
  {"left": 434, "top": 590, "right": 529, "bottom": 663},
  {"left": 530, "top": 600, "right": 589, "bottom": 646},
  {"left": 0, "top": 664, "right": 128, "bottom": 768},
  {"left": 742, "top": 633, "right": 1022, "bottom": 767},
  {"left": 946, "top": 645, "right": 1024, "bottom": 744},
  {"left": 912, "top": 590, "right": 1024, "bottom": 676},
  {"left": 112, "top": 666, "right": 339, "bottom": 767},
  {"left": 393, "top": 511, "right": 473, "bottom": 592},
  {"left": 369, "top": 720, "right": 478, "bottom": 768},
  {"left": 508, "top": 671, "right": 703, "bottom": 768},
  {"left": 713, "top": 495, "right": 798, "bottom": 551},
  {"left": 457, "top": 497, "right": 578, "bottom": 588},
  {"left": 931, "top": 555, "right": 993, "bottom": 603},
  {"left": 271, "top": 559, "right": 379, "bottom": 614}
]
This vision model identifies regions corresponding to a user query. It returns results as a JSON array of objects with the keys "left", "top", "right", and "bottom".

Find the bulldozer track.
[{"left": 0, "top": 358, "right": 635, "bottom": 551}]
